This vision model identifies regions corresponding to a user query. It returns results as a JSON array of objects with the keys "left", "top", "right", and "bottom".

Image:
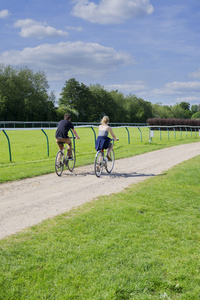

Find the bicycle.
[
  {"left": 94, "top": 139, "right": 116, "bottom": 178},
  {"left": 55, "top": 137, "right": 76, "bottom": 176}
]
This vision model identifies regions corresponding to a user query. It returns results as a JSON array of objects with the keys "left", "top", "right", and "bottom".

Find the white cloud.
[
  {"left": 65, "top": 26, "right": 82, "bottom": 31},
  {"left": 142, "top": 81, "right": 200, "bottom": 105},
  {"left": 105, "top": 82, "right": 147, "bottom": 93},
  {"left": 149, "top": 81, "right": 200, "bottom": 97},
  {"left": 71, "top": 0, "right": 154, "bottom": 24},
  {"left": 0, "top": 9, "right": 10, "bottom": 18},
  {"left": 165, "top": 81, "right": 200, "bottom": 92},
  {"left": 14, "top": 19, "right": 69, "bottom": 39},
  {"left": 190, "top": 68, "right": 200, "bottom": 79},
  {"left": 0, "top": 41, "right": 132, "bottom": 80}
]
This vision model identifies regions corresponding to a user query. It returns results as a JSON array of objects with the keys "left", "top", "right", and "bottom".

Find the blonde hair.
[{"left": 101, "top": 116, "right": 109, "bottom": 125}]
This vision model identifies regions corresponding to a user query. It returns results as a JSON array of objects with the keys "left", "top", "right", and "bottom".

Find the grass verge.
[{"left": 0, "top": 155, "right": 200, "bottom": 299}]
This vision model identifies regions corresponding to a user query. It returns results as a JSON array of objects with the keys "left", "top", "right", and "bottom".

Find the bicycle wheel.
[
  {"left": 68, "top": 148, "right": 76, "bottom": 172},
  {"left": 55, "top": 150, "right": 64, "bottom": 176},
  {"left": 105, "top": 149, "right": 115, "bottom": 173},
  {"left": 94, "top": 151, "right": 104, "bottom": 177}
]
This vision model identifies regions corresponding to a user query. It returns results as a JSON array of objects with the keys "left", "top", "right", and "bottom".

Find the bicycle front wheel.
[
  {"left": 105, "top": 150, "right": 115, "bottom": 173},
  {"left": 94, "top": 151, "right": 103, "bottom": 177},
  {"left": 68, "top": 148, "right": 76, "bottom": 172},
  {"left": 55, "top": 150, "right": 64, "bottom": 176}
]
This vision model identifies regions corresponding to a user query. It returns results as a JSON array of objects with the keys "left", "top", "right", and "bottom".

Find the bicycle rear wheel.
[
  {"left": 55, "top": 150, "right": 64, "bottom": 176},
  {"left": 105, "top": 149, "right": 115, "bottom": 173},
  {"left": 68, "top": 148, "right": 76, "bottom": 172},
  {"left": 94, "top": 151, "right": 103, "bottom": 177}
]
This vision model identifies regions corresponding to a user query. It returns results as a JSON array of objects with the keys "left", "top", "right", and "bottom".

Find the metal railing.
[
  {"left": 1, "top": 125, "right": 200, "bottom": 162},
  {"left": 0, "top": 121, "right": 147, "bottom": 128}
]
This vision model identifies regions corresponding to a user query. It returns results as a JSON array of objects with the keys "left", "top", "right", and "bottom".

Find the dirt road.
[{"left": 0, "top": 142, "right": 199, "bottom": 239}]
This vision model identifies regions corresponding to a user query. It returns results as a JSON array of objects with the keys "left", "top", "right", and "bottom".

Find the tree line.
[{"left": 1, "top": 65, "right": 200, "bottom": 123}]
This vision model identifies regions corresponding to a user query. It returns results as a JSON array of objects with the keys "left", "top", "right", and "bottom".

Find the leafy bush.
[{"left": 147, "top": 118, "right": 200, "bottom": 130}]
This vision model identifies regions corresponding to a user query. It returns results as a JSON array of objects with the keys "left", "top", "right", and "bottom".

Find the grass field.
[
  {"left": 0, "top": 155, "right": 200, "bottom": 299},
  {"left": 0, "top": 126, "right": 200, "bottom": 183}
]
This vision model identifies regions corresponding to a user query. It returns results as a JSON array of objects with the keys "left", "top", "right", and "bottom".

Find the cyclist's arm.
[
  {"left": 72, "top": 128, "right": 80, "bottom": 139},
  {"left": 108, "top": 127, "right": 118, "bottom": 141}
]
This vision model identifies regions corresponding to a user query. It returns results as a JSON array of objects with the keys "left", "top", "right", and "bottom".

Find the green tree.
[
  {"left": 0, "top": 65, "right": 24, "bottom": 120},
  {"left": 191, "top": 111, "right": 200, "bottom": 119},
  {"left": 59, "top": 78, "right": 93, "bottom": 121},
  {"left": 179, "top": 101, "right": 190, "bottom": 111},
  {"left": 191, "top": 104, "right": 198, "bottom": 114},
  {"left": 89, "top": 84, "right": 116, "bottom": 122},
  {"left": 109, "top": 90, "right": 127, "bottom": 123},
  {"left": 152, "top": 103, "right": 173, "bottom": 119},
  {"left": 170, "top": 103, "right": 186, "bottom": 119},
  {"left": 0, "top": 65, "right": 56, "bottom": 121},
  {"left": 179, "top": 101, "right": 192, "bottom": 118},
  {"left": 125, "top": 95, "right": 153, "bottom": 123}
]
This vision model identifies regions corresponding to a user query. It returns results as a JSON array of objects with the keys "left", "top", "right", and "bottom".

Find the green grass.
[
  {"left": 0, "top": 126, "right": 200, "bottom": 183},
  {"left": 0, "top": 155, "right": 200, "bottom": 299}
]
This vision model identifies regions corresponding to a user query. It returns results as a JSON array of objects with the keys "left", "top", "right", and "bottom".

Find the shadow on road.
[
  {"left": 62, "top": 170, "right": 156, "bottom": 178},
  {"left": 109, "top": 172, "right": 156, "bottom": 178}
]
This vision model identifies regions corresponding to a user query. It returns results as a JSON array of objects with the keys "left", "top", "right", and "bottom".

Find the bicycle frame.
[
  {"left": 55, "top": 137, "right": 76, "bottom": 176},
  {"left": 94, "top": 139, "right": 115, "bottom": 177}
]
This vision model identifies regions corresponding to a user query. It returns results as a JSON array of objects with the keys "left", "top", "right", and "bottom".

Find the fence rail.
[
  {"left": 1, "top": 125, "right": 200, "bottom": 163},
  {"left": 0, "top": 121, "right": 147, "bottom": 128}
]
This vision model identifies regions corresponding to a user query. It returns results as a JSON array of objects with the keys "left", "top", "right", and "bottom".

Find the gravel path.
[{"left": 0, "top": 142, "right": 200, "bottom": 239}]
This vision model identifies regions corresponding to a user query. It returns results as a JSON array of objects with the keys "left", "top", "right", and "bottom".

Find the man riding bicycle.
[{"left": 55, "top": 113, "right": 80, "bottom": 159}]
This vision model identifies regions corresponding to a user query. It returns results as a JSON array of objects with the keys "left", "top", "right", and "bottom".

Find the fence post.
[
  {"left": 41, "top": 129, "right": 49, "bottom": 157},
  {"left": 190, "top": 126, "right": 192, "bottom": 137},
  {"left": 125, "top": 127, "right": 130, "bottom": 144},
  {"left": 148, "top": 127, "right": 151, "bottom": 143},
  {"left": 167, "top": 128, "right": 169, "bottom": 140},
  {"left": 179, "top": 127, "right": 182, "bottom": 138},
  {"left": 185, "top": 127, "right": 187, "bottom": 138},
  {"left": 137, "top": 127, "right": 142, "bottom": 142},
  {"left": 194, "top": 127, "right": 197, "bottom": 137},
  {"left": 158, "top": 127, "right": 161, "bottom": 140},
  {"left": 2, "top": 130, "right": 12, "bottom": 162},
  {"left": 173, "top": 127, "right": 176, "bottom": 139},
  {"left": 90, "top": 126, "right": 97, "bottom": 146}
]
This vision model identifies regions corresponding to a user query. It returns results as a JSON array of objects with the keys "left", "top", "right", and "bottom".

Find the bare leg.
[{"left": 106, "top": 143, "right": 113, "bottom": 159}]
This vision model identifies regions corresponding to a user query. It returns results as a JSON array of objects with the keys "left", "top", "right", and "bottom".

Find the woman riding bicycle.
[{"left": 95, "top": 116, "right": 118, "bottom": 160}]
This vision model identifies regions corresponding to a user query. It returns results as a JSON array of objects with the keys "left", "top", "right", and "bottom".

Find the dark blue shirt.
[{"left": 55, "top": 120, "right": 74, "bottom": 139}]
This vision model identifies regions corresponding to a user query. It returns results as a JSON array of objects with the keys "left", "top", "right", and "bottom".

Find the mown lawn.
[{"left": 0, "top": 155, "right": 200, "bottom": 299}]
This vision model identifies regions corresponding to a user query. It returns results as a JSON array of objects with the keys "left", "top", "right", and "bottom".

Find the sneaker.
[
  {"left": 106, "top": 155, "right": 112, "bottom": 161},
  {"left": 68, "top": 157, "right": 73, "bottom": 161}
]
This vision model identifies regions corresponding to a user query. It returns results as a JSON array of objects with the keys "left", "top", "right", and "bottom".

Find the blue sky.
[{"left": 1, "top": 0, "right": 200, "bottom": 106}]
